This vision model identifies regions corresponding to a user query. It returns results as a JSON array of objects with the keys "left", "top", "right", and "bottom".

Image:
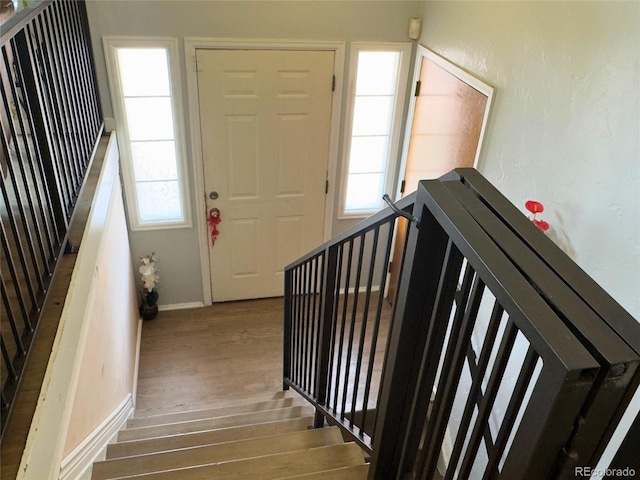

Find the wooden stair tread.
[
  {"left": 104, "top": 443, "right": 365, "bottom": 480},
  {"left": 118, "top": 405, "right": 314, "bottom": 442},
  {"left": 127, "top": 397, "right": 307, "bottom": 428},
  {"left": 134, "top": 391, "right": 300, "bottom": 418},
  {"left": 275, "top": 464, "right": 370, "bottom": 479},
  {"left": 107, "top": 416, "right": 314, "bottom": 459},
  {"left": 92, "top": 427, "right": 343, "bottom": 479}
]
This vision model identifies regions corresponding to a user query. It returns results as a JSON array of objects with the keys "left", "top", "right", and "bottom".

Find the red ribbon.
[{"left": 208, "top": 208, "right": 222, "bottom": 246}]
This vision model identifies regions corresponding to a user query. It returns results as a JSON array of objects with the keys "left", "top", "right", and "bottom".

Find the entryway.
[{"left": 195, "top": 49, "right": 335, "bottom": 302}]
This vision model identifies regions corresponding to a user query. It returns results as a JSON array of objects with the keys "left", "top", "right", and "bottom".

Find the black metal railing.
[
  {"left": 284, "top": 169, "right": 640, "bottom": 479},
  {"left": 284, "top": 193, "right": 415, "bottom": 445},
  {"left": 1, "top": 0, "right": 103, "bottom": 438}
]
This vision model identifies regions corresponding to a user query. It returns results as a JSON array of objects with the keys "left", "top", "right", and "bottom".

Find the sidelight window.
[
  {"left": 104, "top": 38, "right": 190, "bottom": 230},
  {"left": 340, "top": 43, "right": 411, "bottom": 217}
]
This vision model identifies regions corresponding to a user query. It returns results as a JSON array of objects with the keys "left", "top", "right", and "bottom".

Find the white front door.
[{"left": 196, "top": 49, "right": 334, "bottom": 301}]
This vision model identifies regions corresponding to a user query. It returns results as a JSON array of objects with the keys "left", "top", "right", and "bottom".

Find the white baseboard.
[
  {"left": 59, "top": 395, "right": 134, "bottom": 480},
  {"left": 158, "top": 301, "right": 205, "bottom": 311}
]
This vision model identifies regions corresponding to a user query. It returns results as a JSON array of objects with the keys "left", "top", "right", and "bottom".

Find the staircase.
[{"left": 90, "top": 391, "right": 369, "bottom": 479}]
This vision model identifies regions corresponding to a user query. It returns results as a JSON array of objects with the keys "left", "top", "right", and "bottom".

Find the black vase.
[{"left": 139, "top": 302, "right": 158, "bottom": 320}]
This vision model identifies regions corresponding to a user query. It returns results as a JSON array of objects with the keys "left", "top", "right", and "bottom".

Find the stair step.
[
  {"left": 134, "top": 391, "right": 299, "bottom": 418},
  {"left": 105, "top": 443, "right": 365, "bottom": 479},
  {"left": 93, "top": 427, "right": 343, "bottom": 479},
  {"left": 107, "top": 416, "right": 314, "bottom": 459},
  {"left": 118, "top": 406, "right": 314, "bottom": 442},
  {"left": 275, "top": 464, "right": 370, "bottom": 479},
  {"left": 127, "top": 397, "right": 307, "bottom": 428}
]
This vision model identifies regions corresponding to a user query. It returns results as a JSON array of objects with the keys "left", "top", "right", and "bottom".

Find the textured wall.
[
  {"left": 419, "top": 0, "right": 639, "bottom": 320},
  {"left": 418, "top": 0, "right": 639, "bottom": 471},
  {"left": 85, "top": 0, "right": 421, "bottom": 306}
]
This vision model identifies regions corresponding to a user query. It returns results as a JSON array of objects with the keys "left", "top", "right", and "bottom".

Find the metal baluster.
[
  {"left": 453, "top": 321, "right": 519, "bottom": 480},
  {"left": 57, "top": 0, "right": 91, "bottom": 159},
  {"left": 8, "top": 39, "right": 53, "bottom": 270},
  {"left": 15, "top": 33, "right": 60, "bottom": 255},
  {"left": 334, "top": 239, "right": 354, "bottom": 416},
  {"left": 32, "top": 13, "right": 75, "bottom": 215},
  {"left": 1, "top": 334, "right": 17, "bottom": 381},
  {"left": 72, "top": 0, "right": 102, "bottom": 130},
  {"left": 302, "top": 261, "right": 312, "bottom": 392},
  {"left": 0, "top": 200, "right": 32, "bottom": 330},
  {"left": 41, "top": 6, "right": 81, "bottom": 192},
  {"left": 392, "top": 239, "right": 466, "bottom": 477},
  {"left": 283, "top": 268, "right": 293, "bottom": 389},
  {"left": 444, "top": 300, "right": 505, "bottom": 480},
  {"left": 0, "top": 82, "right": 45, "bottom": 295},
  {"left": 48, "top": 2, "right": 84, "bottom": 186},
  {"left": 481, "top": 347, "right": 539, "bottom": 479},
  {"left": 309, "top": 255, "right": 320, "bottom": 394},
  {"left": 1, "top": 275, "right": 26, "bottom": 355},
  {"left": 417, "top": 266, "right": 483, "bottom": 479},
  {"left": 341, "top": 234, "right": 366, "bottom": 422},
  {"left": 351, "top": 227, "right": 380, "bottom": 435},
  {"left": 361, "top": 221, "right": 395, "bottom": 440},
  {"left": 52, "top": 2, "right": 91, "bottom": 167},
  {"left": 325, "top": 242, "right": 344, "bottom": 412},
  {"left": 295, "top": 264, "right": 303, "bottom": 385}
]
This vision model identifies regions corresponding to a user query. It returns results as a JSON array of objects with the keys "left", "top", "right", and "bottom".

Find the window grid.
[
  {"left": 105, "top": 39, "right": 190, "bottom": 230},
  {"left": 341, "top": 45, "right": 410, "bottom": 217}
]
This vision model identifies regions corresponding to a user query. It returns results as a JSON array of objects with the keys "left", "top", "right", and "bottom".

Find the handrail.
[
  {"left": 0, "top": 1, "right": 51, "bottom": 46},
  {"left": 1, "top": 0, "right": 103, "bottom": 440},
  {"left": 283, "top": 170, "right": 640, "bottom": 480},
  {"left": 286, "top": 192, "right": 415, "bottom": 269}
]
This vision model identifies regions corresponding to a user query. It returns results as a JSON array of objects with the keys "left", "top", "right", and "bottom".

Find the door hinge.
[
  {"left": 332, "top": 75, "right": 336, "bottom": 92},
  {"left": 325, "top": 179, "right": 329, "bottom": 194},
  {"left": 414, "top": 80, "right": 421, "bottom": 97},
  {"left": 400, "top": 179, "right": 406, "bottom": 194}
]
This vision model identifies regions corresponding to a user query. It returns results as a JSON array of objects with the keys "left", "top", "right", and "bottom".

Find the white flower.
[
  {"left": 139, "top": 253, "right": 159, "bottom": 292},
  {"left": 139, "top": 264, "right": 155, "bottom": 276}
]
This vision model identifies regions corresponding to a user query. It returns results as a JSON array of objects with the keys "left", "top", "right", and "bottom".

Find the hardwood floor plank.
[{"left": 135, "top": 298, "right": 286, "bottom": 412}]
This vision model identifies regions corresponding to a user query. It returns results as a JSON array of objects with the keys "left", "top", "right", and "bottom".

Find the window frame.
[
  {"left": 103, "top": 37, "right": 191, "bottom": 231},
  {"left": 338, "top": 42, "right": 412, "bottom": 219}
]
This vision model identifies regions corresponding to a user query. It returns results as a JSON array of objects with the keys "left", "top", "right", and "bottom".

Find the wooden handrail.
[{"left": 0, "top": 0, "right": 52, "bottom": 46}]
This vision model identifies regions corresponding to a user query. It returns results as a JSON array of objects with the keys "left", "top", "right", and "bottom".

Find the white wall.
[
  {"left": 85, "top": 0, "right": 421, "bottom": 306},
  {"left": 18, "top": 133, "right": 139, "bottom": 479},
  {"left": 417, "top": 0, "right": 639, "bottom": 471},
  {"left": 418, "top": 0, "right": 639, "bottom": 321}
]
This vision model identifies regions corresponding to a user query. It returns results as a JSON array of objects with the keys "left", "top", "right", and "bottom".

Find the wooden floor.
[{"left": 135, "top": 298, "right": 286, "bottom": 416}]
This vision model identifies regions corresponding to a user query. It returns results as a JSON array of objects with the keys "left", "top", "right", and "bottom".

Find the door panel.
[
  {"left": 387, "top": 53, "right": 491, "bottom": 303},
  {"left": 197, "top": 49, "right": 334, "bottom": 301}
]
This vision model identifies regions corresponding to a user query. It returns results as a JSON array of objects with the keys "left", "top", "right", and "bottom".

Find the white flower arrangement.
[{"left": 139, "top": 252, "right": 159, "bottom": 292}]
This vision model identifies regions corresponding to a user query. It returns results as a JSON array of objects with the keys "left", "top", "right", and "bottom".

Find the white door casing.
[{"left": 196, "top": 49, "right": 334, "bottom": 301}]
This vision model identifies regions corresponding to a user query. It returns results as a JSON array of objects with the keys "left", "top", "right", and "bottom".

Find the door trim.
[
  {"left": 184, "top": 38, "right": 345, "bottom": 305},
  {"left": 395, "top": 45, "right": 495, "bottom": 200}
]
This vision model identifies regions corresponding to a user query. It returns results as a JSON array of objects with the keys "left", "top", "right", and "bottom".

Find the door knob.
[{"left": 209, "top": 191, "right": 219, "bottom": 200}]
